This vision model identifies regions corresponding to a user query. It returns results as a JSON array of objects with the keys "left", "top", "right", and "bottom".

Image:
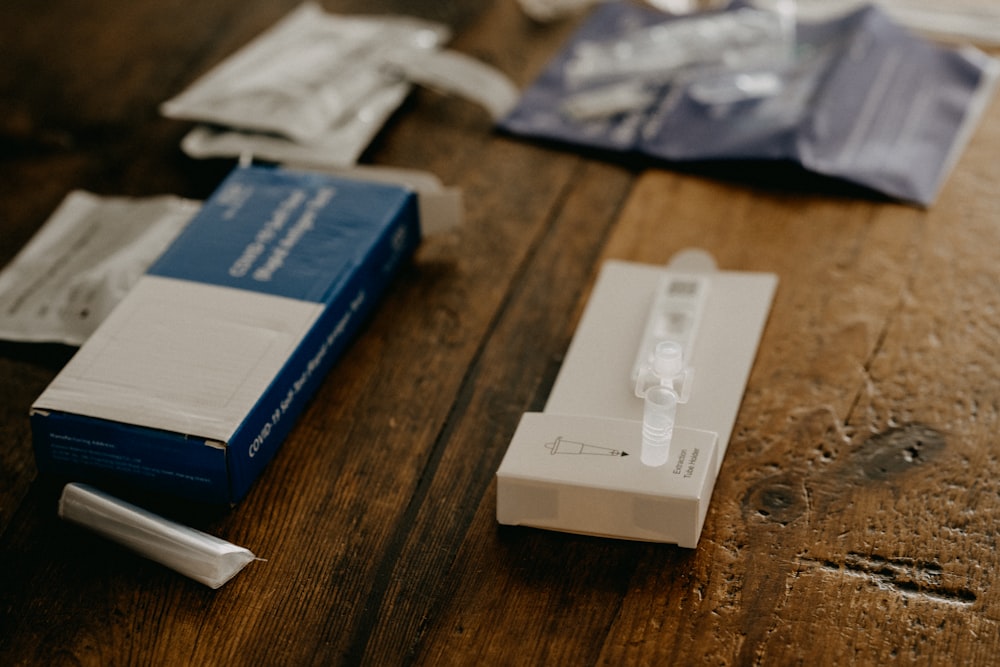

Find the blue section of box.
[
  {"left": 31, "top": 165, "right": 420, "bottom": 504},
  {"left": 224, "top": 174, "right": 420, "bottom": 501},
  {"left": 149, "top": 166, "right": 416, "bottom": 303},
  {"left": 31, "top": 411, "right": 231, "bottom": 503}
]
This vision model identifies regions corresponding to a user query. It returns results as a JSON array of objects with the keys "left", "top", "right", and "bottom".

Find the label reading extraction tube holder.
[{"left": 496, "top": 254, "right": 777, "bottom": 547}]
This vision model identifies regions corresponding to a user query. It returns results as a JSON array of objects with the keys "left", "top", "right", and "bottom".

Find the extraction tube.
[{"left": 642, "top": 384, "right": 677, "bottom": 467}]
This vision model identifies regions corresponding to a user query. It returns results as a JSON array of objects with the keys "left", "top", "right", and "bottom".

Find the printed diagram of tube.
[{"left": 545, "top": 436, "right": 629, "bottom": 457}]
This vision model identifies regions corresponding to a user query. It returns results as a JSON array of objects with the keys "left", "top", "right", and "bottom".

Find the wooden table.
[{"left": 2, "top": 1, "right": 999, "bottom": 664}]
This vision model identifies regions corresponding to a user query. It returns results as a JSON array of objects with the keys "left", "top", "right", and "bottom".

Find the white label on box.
[
  {"left": 34, "top": 275, "right": 322, "bottom": 441},
  {"left": 497, "top": 412, "right": 719, "bottom": 547}
]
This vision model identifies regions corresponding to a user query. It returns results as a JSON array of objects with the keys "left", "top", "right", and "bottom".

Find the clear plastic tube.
[
  {"left": 642, "top": 384, "right": 678, "bottom": 467},
  {"left": 564, "top": 7, "right": 792, "bottom": 88}
]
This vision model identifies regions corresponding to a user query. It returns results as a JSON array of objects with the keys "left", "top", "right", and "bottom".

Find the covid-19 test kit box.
[{"left": 31, "top": 165, "right": 421, "bottom": 504}]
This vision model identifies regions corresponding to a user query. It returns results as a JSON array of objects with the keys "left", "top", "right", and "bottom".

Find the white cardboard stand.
[{"left": 496, "top": 253, "right": 777, "bottom": 547}]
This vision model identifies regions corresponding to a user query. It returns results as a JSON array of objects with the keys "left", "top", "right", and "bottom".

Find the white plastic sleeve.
[{"left": 58, "top": 483, "right": 258, "bottom": 589}]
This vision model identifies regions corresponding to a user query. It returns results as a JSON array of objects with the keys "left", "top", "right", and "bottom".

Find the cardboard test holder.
[
  {"left": 31, "top": 165, "right": 423, "bottom": 505},
  {"left": 496, "top": 252, "right": 777, "bottom": 547}
]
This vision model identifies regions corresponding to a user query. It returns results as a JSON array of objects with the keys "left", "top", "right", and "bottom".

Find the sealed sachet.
[
  {"left": 59, "top": 483, "right": 258, "bottom": 589},
  {"left": 162, "top": 2, "right": 518, "bottom": 168},
  {"left": 162, "top": 3, "right": 450, "bottom": 166},
  {"left": 500, "top": 1, "right": 998, "bottom": 205},
  {"left": 0, "top": 191, "right": 198, "bottom": 346},
  {"left": 162, "top": 4, "right": 450, "bottom": 145}
]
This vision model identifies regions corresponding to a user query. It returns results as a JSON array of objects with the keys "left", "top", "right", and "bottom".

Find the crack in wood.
[{"left": 803, "top": 552, "right": 977, "bottom": 606}]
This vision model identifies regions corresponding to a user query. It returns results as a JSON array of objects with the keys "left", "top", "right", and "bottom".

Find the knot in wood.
[
  {"left": 742, "top": 473, "right": 807, "bottom": 525},
  {"left": 852, "top": 423, "right": 946, "bottom": 481}
]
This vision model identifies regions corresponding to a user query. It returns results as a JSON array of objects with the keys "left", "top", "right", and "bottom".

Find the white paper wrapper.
[
  {"left": 161, "top": 3, "right": 451, "bottom": 144},
  {"left": 0, "top": 191, "right": 198, "bottom": 345},
  {"left": 58, "top": 483, "right": 258, "bottom": 589},
  {"left": 164, "top": 3, "right": 518, "bottom": 167}
]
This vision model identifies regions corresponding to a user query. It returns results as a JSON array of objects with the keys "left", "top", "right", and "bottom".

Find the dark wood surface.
[{"left": 2, "top": 1, "right": 999, "bottom": 664}]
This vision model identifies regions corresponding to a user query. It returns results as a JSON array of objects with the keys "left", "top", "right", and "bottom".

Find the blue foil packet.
[{"left": 499, "top": 2, "right": 997, "bottom": 205}]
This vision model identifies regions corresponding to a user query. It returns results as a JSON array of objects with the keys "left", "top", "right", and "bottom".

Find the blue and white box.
[{"left": 31, "top": 165, "right": 421, "bottom": 504}]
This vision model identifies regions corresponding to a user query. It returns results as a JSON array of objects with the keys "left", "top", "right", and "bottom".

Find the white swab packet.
[{"left": 59, "top": 483, "right": 259, "bottom": 589}]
